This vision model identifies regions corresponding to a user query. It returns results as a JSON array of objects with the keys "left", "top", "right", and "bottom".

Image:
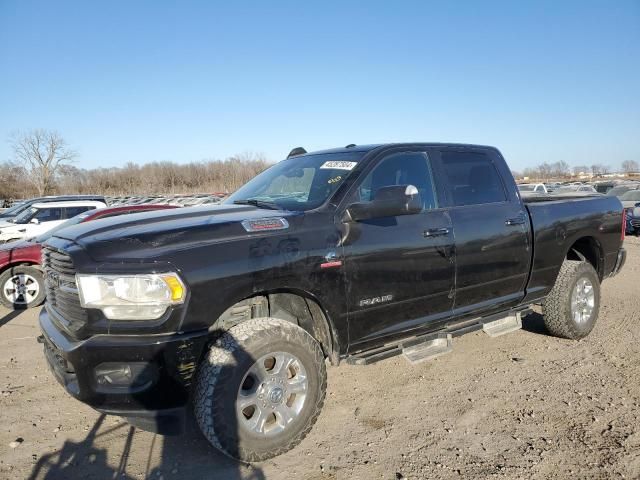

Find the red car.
[{"left": 0, "top": 204, "right": 177, "bottom": 309}]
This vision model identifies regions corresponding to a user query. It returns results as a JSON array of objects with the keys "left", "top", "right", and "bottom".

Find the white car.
[
  {"left": 517, "top": 183, "right": 548, "bottom": 194},
  {"left": 0, "top": 200, "right": 106, "bottom": 243}
]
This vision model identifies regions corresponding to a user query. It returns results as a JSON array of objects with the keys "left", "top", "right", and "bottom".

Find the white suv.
[{"left": 0, "top": 200, "right": 106, "bottom": 243}]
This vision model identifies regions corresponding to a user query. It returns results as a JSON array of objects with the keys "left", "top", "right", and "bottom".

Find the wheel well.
[
  {"left": 213, "top": 291, "right": 337, "bottom": 364},
  {"left": 0, "top": 262, "right": 40, "bottom": 276},
  {"left": 566, "top": 237, "right": 603, "bottom": 279}
]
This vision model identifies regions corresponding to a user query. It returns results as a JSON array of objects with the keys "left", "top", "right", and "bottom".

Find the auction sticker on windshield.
[{"left": 320, "top": 161, "right": 357, "bottom": 170}]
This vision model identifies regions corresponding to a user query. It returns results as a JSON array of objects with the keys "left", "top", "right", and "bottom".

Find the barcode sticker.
[{"left": 320, "top": 161, "right": 357, "bottom": 170}]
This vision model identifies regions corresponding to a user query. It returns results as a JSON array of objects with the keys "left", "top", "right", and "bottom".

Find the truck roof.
[
  {"left": 299, "top": 143, "right": 498, "bottom": 157},
  {"left": 30, "top": 200, "right": 106, "bottom": 208}
]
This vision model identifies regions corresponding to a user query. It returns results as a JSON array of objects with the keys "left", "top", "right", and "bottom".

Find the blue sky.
[{"left": 0, "top": 0, "right": 638, "bottom": 171}]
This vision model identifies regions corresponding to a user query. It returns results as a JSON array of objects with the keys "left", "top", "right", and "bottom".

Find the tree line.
[
  {"left": 1, "top": 130, "right": 270, "bottom": 200},
  {"left": 2, "top": 130, "right": 638, "bottom": 200},
  {"left": 512, "top": 160, "right": 639, "bottom": 181}
]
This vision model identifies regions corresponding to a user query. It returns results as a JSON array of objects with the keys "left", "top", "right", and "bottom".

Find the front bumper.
[
  {"left": 38, "top": 308, "right": 210, "bottom": 433},
  {"left": 609, "top": 248, "right": 626, "bottom": 278}
]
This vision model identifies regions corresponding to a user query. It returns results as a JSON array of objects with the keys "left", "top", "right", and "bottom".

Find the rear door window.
[
  {"left": 439, "top": 151, "right": 507, "bottom": 206},
  {"left": 64, "top": 206, "right": 95, "bottom": 219}
]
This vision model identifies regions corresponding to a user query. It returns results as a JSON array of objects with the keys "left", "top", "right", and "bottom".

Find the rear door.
[
  {"left": 432, "top": 147, "right": 531, "bottom": 315},
  {"left": 342, "top": 149, "right": 455, "bottom": 349}
]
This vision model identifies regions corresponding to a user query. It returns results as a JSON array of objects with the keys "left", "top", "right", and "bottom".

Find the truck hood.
[
  {"left": 51, "top": 204, "right": 298, "bottom": 262},
  {"left": 0, "top": 239, "right": 32, "bottom": 252},
  {"left": 0, "top": 222, "right": 25, "bottom": 232}
]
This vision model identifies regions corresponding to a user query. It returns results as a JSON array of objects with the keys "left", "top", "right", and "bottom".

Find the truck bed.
[{"left": 523, "top": 194, "right": 623, "bottom": 303}]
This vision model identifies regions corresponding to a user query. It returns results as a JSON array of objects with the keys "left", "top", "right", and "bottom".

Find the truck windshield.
[
  {"left": 226, "top": 152, "right": 364, "bottom": 211},
  {"left": 1, "top": 202, "right": 29, "bottom": 216},
  {"left": 13, "top": 207, "right": 38, "bottom": 224}
]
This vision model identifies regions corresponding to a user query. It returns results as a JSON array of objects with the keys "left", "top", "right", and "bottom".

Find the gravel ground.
[{"left": 1, "top": 237, "right": 639, "bottom": 480}]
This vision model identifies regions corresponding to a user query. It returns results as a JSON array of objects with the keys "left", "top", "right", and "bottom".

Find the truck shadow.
[
  {"left": 28, "top": 338, "right": 266, "bottom": 480},
  {"left": 521, "top": 311, "right": 549, "bottom": 336},
  {"left": 28, "top": 414, "right": 136, "bottom": 480},
  {"left": 0, "top": 308, "right": 23, "bottom": 328}
]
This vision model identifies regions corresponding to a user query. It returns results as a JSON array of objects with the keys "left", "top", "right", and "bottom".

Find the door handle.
[
  {"left": 505, "top": 216, "right": 526, "bottom": 226},
  {"left": 423, "top": 227, "right": 450, "bottom": 238}
]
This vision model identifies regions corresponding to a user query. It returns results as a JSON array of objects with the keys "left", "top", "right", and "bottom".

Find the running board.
[
  {"left": 346, "top": 332, "right": 456, "bottom": 366},
  {"left": 481, "top": 312, "right": 522, "bottom": 338},
  {"left": 402, "top": 334, "right": 452, "bottom": 364},
  {"left": 345, "top": 308, "right": 530, "bottom": 366}
]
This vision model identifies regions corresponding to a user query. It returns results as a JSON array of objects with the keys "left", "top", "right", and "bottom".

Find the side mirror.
[
  {"left": 30, "top": 218, "right": 39, "bottom": 225},
  {"left": 344, "top": 185, "right": 422, "bottom": 222}
]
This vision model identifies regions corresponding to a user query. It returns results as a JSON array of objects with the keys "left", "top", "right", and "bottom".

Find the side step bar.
[
  {"left": 482, "top": 312, "right": 522, "bottom": 337},
  {"left": 346, "top": 308, "right": 529, "bottom": 366},
  {"left": 402, "top": 334, "right": 452, "bottom": 365}
]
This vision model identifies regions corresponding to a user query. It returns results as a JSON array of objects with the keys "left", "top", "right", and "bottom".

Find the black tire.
[
  {"left": 194, "top": 318, "right": 327, "bottom": 462},
  {"left": 0, "top": 266, "right": 46, "bottom": 310},
  {"left": 542, "top": 260, "right": 600, "bottom": 339}
]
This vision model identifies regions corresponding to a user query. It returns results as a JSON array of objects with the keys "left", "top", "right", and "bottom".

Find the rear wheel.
[
  {"left": 194, "top": 318, "right": 327, "bottom": 462},
  {"left": 542, "top": 260, "right": 600, "bottom": 339},
  {"left": 0, "top": 266, "right": 46, "bottom": 309}
]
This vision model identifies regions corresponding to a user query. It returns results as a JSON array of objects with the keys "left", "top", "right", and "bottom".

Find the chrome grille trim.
[{"left": 42, "top": 246, "right": 87, "bottom": 332}]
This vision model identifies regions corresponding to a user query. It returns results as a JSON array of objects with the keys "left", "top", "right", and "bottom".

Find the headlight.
[{"left": 76, "top": 273, "right": 186, "bottom": 320}]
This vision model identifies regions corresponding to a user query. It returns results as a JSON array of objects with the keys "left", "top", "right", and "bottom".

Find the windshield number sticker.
[
  {"left": 320, "top": 161, "right": 357, "bottom": 171},
  {"left": 328, "top": 175, "right": 342, "bottom": 184}
]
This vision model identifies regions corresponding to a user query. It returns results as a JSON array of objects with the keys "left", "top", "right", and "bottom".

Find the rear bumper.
[
  {"left": 38, "top": 307, "right": 210, "bottom": 434},
  {"left": 609, "top": 248, "right": 626, "bottom": 278}
]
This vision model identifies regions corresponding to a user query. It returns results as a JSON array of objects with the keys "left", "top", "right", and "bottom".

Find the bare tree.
[
  {"left": 538, "top": 162, "right": 552, "bottom": 181},
  {"left": 11, "top": 129, "right": 77, "bottom": 195},
  {"left": 622, "top": 160, "right": 639, "bottom": 174},
  {"left": 551, "top": 160, "right": 570, "bottom": 178},
  {"left": 573, "top": 165, "right": 588, "bottom": 176}
]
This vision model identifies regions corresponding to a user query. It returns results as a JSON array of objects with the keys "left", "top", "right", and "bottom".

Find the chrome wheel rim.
[
  {"left": 571, "top": 277, "right": 595, "bottom": 324},
  {"left": 3, "top": 274, "right": 40, "bottom": 305},
  {"left": 237, "top": 351, "right": 308, "bottom": 437}
]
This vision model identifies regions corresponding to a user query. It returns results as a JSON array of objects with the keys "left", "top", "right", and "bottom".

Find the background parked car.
[
  {"left": 0, "top": 204, "right": 177, "bottom": 309},
  {"left": 551, "top": 184, "right": 600, "bottom": 195},
  {"left": 0, "top": 195, "right": 106, "bottom": 221},
  {"left": 619, "top": 190, "right": 640, "bottom": 235},
  {"left": 517, "top": 183, "right": 548, "bottom": 194},
  {"left": 607, "top": 183, "right": 640, "bottom": 199},
  {"left": 0, "top": 200, "right": 107, "bottom": 244}
]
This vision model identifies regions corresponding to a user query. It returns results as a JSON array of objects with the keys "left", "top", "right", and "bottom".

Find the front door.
[
  {"left": 31, "top": 207, "right": 65, "bottom": 236},
  {"left": 342, "top": 150, "right": 455, "bottom": 350}
]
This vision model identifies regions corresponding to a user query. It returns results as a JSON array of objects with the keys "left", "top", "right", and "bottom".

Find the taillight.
[{"left": 621, "top": 209, "right": 626, "bottom": 241}]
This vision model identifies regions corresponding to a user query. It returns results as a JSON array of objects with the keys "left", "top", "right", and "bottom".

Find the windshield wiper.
[{"left": 233, "top": 199, "right": 280, "bottom": 210}]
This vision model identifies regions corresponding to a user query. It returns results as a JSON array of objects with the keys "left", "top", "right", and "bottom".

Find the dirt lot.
[{"left": 1, "top": 238, "right": 639, "bottom": 480}]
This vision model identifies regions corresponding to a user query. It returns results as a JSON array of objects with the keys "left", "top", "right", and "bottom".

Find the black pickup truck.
[{"left": 38, "top": 143, "right": 626, "bottom": 461}]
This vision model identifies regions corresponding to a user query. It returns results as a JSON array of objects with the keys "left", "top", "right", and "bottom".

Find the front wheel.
[
  {"left": 0, "top": 266, "right": 46, "bottom": 309},
  {"left": 194, "top": 318, "right": 327, "bottom": 462},
  {"left": 542, "top": 260, "right": 600, "bottom": 339}
]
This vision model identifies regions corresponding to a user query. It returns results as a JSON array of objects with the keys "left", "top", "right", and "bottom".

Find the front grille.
[{"left": 42, "top": 247, "right": 88, "bottom": 333}]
